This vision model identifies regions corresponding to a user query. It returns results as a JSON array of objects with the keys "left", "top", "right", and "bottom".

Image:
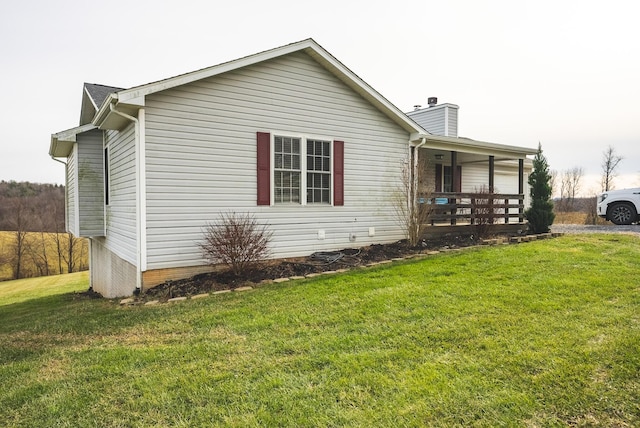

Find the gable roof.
[
  {"left": 85, "top": 83, "right": 123, "bottom": 108},
  {"left": 80, "top": 83, "right": 124, "bottom": 125},
  {"left": 93, "top": 38, "right": 426, "bottom": 139},
  {"left": 52, "top": 39, "right": 537, "bottom": 160}
]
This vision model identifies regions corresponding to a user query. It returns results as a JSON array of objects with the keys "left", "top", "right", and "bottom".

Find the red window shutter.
[
  {"left": 435, "top": 164, "right": 443, "bottom": 192},
  {"left": 333, "top": 140, "right": 344, "bottom": 206},
  {"left": 256, "top": 132, "right": 270, "bottom": 205}
]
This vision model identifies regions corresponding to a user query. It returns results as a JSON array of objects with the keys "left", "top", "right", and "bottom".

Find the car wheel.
[{"left": 608, "top": 202, "right": 637, "bottom": 225}]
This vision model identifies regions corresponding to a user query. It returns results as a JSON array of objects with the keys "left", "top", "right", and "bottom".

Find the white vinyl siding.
[
  {"left": 407, "top": 104, "right": 458, "bottom": 137},
  {"left": 410, "top": 108, "right": 445, "bottom": 135},
  {"left": 66, "top": 146, "right": 78, "bottom": 235},
  {"left": 447, "top": 108, "right": 458, "bottom": 137},
  {"left": 75, "top": 129, "right": 105, "bottom": 236},
  {"left": 103, "top": 124, "right": 137, "bottom": 265},
  {"left": 144, "top": 51, "right": 409, "bottom": 269}
]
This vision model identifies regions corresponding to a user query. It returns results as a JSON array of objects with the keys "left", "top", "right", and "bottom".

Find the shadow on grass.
[{"left": 0, "top": 291, "right": 155, "bottom": 364}]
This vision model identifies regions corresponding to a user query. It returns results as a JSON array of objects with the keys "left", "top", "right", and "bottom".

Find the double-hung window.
[
  {"left": 256, "top": 131, "right": 343, "bottom": 207},
  {"left": 273, "top": 134, "right": 332, "bottom": 205},
  {"left": 306, "top": 139, "right": 331, "bottom": 204},
  {"left": 274, "top": 136, "right": 302, "bottom": 203}
]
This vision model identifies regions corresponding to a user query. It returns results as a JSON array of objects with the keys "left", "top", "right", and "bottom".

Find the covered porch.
[{"left": 411, "top": 134, "right": 538, "bottom": 235}]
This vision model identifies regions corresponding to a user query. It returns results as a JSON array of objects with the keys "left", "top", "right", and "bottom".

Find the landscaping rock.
[
  {"left": 119, "top": 298, "right": 135, "bottom": 305},
  {"left": 168, "top": 296, "right": 187, "bottom": 303},
  {"left": 234, "top": 286, "right": 253, "bottom": 292},
  {"left": 191, "top": 293, "right": 209, "bottom": 300},
  {"left": 305, "top": 273, "right": 322, "bottom": 278}
]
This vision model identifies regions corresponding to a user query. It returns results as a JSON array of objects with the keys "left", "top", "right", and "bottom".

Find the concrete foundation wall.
[{"left": 90, "top": 238, "right": 137, "bottom": 298}]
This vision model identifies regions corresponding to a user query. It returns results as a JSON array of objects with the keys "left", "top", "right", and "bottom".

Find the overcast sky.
[{"left": 2, "top": 0, "right": 638, "bottom": 195}]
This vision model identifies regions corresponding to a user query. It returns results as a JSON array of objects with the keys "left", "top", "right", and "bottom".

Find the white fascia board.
[
  {"left": 425, "top": 135, "right": 538, "bottom": 158},
  {"left": 93, "top": 93, "right": 118, "bottom": 127},
  {"left": 115, "top": 39, "right": 321, "bottom": 103},
  {"left": 50, "top": 124, "right": 98, "bottom": 157}
]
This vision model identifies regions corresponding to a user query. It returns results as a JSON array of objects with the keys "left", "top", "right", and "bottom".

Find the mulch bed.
[{"left": 142, "top": 235, "right": 479, "bottom": 301}]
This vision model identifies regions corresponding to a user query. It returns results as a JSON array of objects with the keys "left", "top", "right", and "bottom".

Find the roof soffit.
[{"left": 49, "top": 124, "right": 98, "bottom": 157}]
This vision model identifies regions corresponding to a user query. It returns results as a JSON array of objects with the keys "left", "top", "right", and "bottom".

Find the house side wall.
[
  {"left": 76, "top": 129, "right": 105, "bottom": 236},
  {"left": 460, "top": 164, "right": 490, "bottom": 193},
  {"left": 461, "top": 163, "right": 531, "bottom": 210},
  {"left": 103, "top": 124, "right": 137, "bottom": 265},
  {"left": 66, "top": 146, "right": 78, "bottom": 235},
  {"left": 461, "top": 163, "right": 529, "bottom": 194},
  {"left": 143, "top": 51, "right": 410, "bottom": 271}
]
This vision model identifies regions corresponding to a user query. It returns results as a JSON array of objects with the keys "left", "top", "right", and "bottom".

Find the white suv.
[{"left": 597, "top": 188, "right": 640, "bottom": 225}]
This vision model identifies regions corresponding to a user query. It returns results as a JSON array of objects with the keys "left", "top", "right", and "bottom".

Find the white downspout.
[
  {"left": 50, "top": 156, "right": 67, "bottom": 166},
  {"left": 413, "top": 137, "right": 427, "bottom": 198},
  {"left": 109, "top": 104, "right": 146, "bottom": 293}
]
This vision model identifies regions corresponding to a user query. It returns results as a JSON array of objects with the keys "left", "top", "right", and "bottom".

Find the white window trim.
[{"left": 270, "top": 131, "right": 334, "bottom": 207}]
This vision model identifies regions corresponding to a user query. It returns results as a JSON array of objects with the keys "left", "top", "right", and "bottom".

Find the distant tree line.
[{"left": 0, "top": 180, "right": 87, "bottom": 280}]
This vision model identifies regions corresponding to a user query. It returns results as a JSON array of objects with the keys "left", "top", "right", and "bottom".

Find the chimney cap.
[{"left": 428, "top": 97, "right": 438, "bottom": 107}]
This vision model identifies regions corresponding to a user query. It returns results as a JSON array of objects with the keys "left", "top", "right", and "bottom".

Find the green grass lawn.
[{"left": 1, "top": 234, "right": 639, "bottom": 427}]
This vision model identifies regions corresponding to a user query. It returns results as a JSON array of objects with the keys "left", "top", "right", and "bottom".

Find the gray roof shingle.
[{"left": 84, "top": 83, "right": 125, "bottom": 109}]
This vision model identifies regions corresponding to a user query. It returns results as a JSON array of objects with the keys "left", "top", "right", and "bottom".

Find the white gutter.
[{"left": 108, "top": 103, "right": 147, "bottom": 293}]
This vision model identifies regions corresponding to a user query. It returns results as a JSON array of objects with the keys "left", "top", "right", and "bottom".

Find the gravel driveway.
[{"left": 551, "top": 224, "right": 640, "bottom": 236}]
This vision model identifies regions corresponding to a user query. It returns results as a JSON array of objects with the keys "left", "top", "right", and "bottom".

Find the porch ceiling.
[
  {"left": 422, "top": 135, "right": 537, "bottom": 159},
  {"left": 421, "top": 149, "right": 532, "bottom": 167}
]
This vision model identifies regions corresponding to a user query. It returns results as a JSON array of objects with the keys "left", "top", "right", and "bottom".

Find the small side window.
[{"left": 104, "top": 147, "right": 110, "bottom": 205}]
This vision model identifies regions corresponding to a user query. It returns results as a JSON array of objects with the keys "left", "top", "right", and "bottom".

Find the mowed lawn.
[{"left": 1, "top": 235, "right": 638, "bottom": 427}]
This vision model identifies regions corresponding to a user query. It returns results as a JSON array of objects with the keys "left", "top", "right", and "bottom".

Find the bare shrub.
[
  {"left": 392, "top": 151, "right": 433, "bottom": 247},
  {"left": 200, "top": 212, "right": 273, "bottom": 276},
  {"left": 583, "top": 196, "right": 609, "bottom": 225},
  {"left": 471, "top": 185, "right": 503, "bottom": 240}
]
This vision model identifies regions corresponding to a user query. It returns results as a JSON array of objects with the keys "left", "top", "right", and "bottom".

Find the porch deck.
[{"left": 419, "top": 192, "right": 527, "bottom": 238}]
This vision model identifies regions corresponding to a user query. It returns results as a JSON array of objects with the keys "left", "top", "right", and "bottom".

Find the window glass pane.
[
  {"left": 274, "top": 134, "right": 301, "bottom": 205},
  {"left": 323, "top": 158, "right": 330, "bottom": 172}
]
